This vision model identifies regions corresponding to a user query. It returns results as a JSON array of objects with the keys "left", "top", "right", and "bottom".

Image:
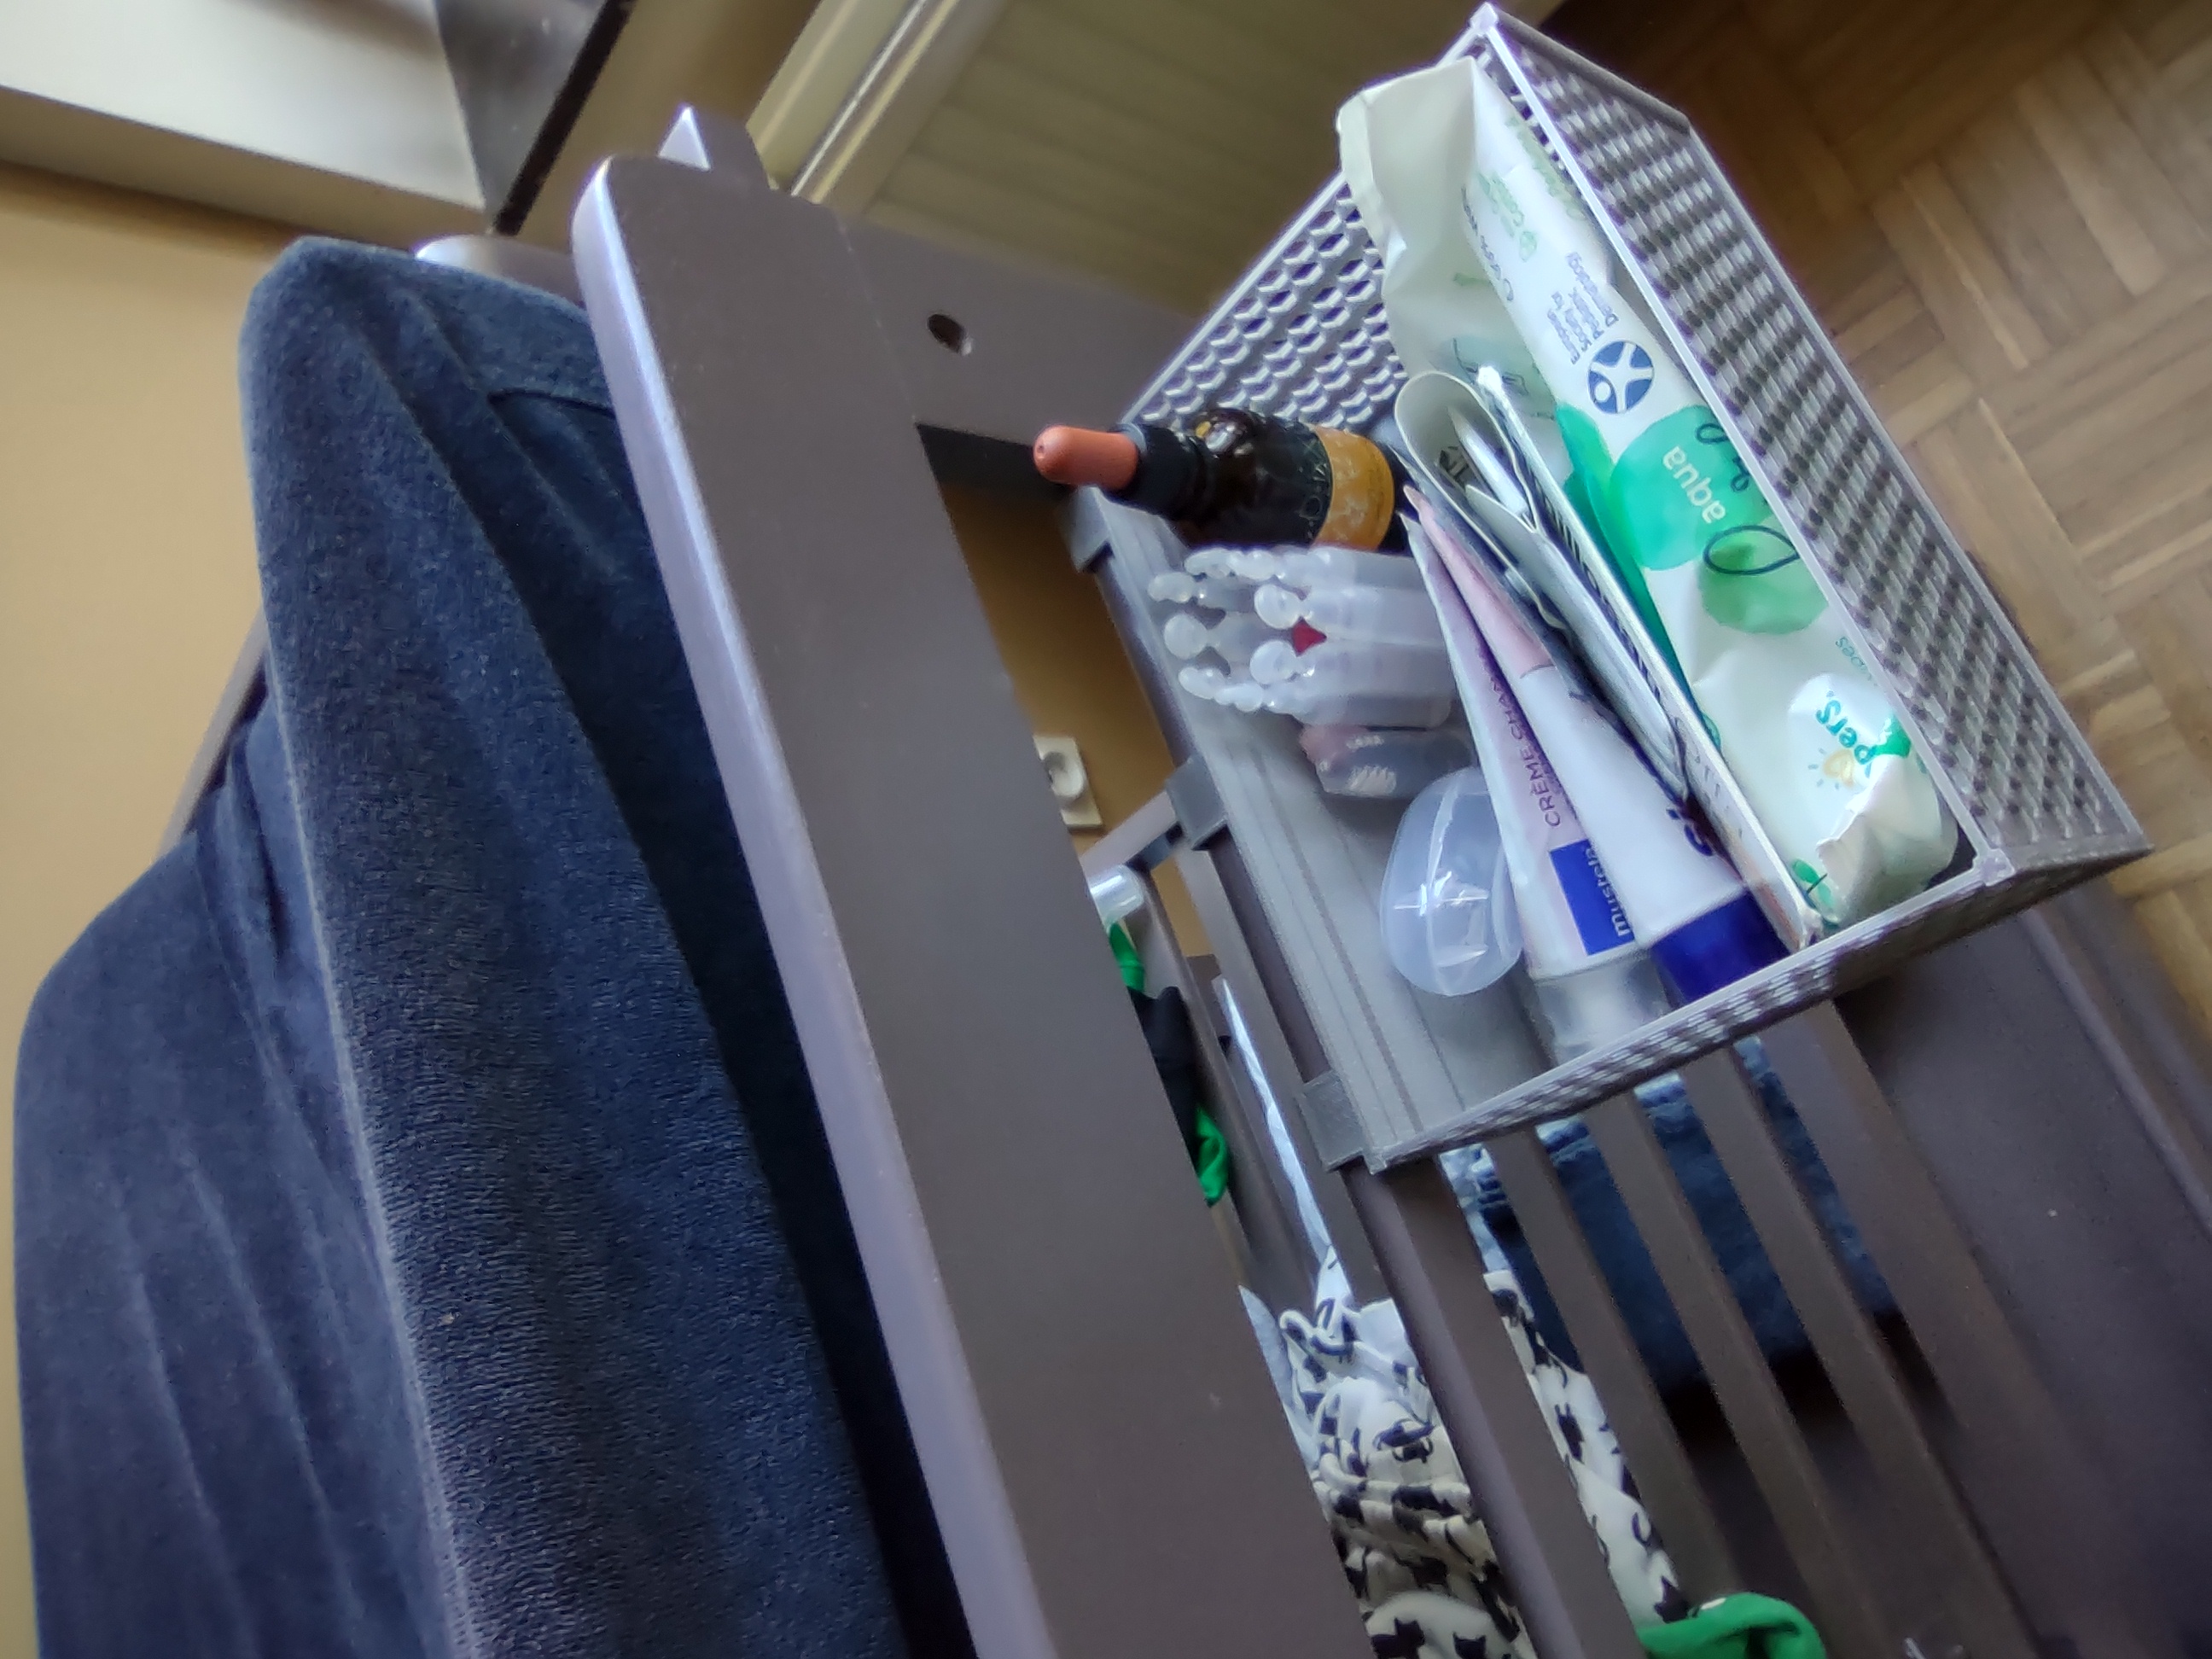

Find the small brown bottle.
[{"left": 1033, "top": 408, "right": 1406, "bottom": 550}]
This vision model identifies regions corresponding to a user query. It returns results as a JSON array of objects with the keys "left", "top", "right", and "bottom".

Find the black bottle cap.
[{"left": 1115, "top": 422, "right": 1208, "bottom": 521}]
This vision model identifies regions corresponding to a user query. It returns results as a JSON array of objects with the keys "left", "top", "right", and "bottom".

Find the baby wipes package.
[
  {"left": 1337, "top": 58, "right": 1553, "bottom": 430},
  {"left": 1338, "top": 61, "right": 1959, "bottom": 928}
]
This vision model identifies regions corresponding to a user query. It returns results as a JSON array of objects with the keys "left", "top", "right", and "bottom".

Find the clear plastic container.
[
  {"left": 1301, "top": 725, "right": 1474, "bottom": 800},
  {"left": 1526, "top": 952, "right": 1672, "bottom": 1064},
  {"left": 1179, "top": 664, "right": 1232, "bottom": 701},
  {"left": 1265, "top": 683, "right": 1454, "bottom": 727},
  {"left": 1251, "top": 582, "right": 1305, "bottom": 630},
  {"left": 1161, "top": 608, "right": 1277, "bottom": 667},
  {"left": 1224, "top": 679, "right": 1268, "bottom": 713},
  {"left": 1182, "top": 664, "right": 1269, "bottom": 713},
  {"left": 1248, "top": 637, "right": 1302, "bottom": 686},
  {"left": 1378, "top": 768, "right": 1523, "bottom": 997},
  {"left": 1251, "top": 636, "right": 1453, "bottom": 696},
  {"left": 1227, "top": 545, "right": 1425, "bottom": 591},
  {"left": 1148, "top": 570, "right": 1254, "bottom": 610},
  {"left": 1256, "top": 580, "right": 1444, "bottom": 647},
  {"left": 1088, "top": 864, "right": 1147, "bottom": 928}
]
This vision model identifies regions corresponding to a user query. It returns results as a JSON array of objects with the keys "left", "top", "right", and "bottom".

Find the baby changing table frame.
[
  {"left": 168, "top": 14, "right": 2212, "bottom": 1659},
  {"left": 566, "top": 71, "right": 2194, "bottom": 1659},
  {"left": 565, "top": 20, "right": 2212, "bottom": 1659}
]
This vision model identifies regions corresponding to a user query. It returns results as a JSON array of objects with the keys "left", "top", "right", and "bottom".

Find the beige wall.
[
  {"left": 0, "top": 160, "right": 286, "bottom": 1654},
  {"left": 943, "top": 484, "right": 1207, "bottom": 950}
]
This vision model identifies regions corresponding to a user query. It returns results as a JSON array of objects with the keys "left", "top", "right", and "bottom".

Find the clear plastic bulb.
[
  {"left": 1162, "top": 609, "right": 1275, "bottom": 667},
  {"left": 1249, "top": 637, "right": 1302, "bottom": 685},
  {"left": 1278, "top": 637, "right": 1454, "bottom": 697},
  {"left": 1264, "top": 683, "right": 1455, "bottom": 728},
  {"left": 1296, "top": 583, "right": 1443, "bottom": 648},
  {"left": 1227, "top": 549, "right": 1287, "bottom": 583},
  {"left": 1253, "top": 583, "right": 1306, "bottom": 630},
  {"left": 1161, "top": 611, "right": 1211, "bottom": 660},
  {"left": 1148, "top": 569, "right": 1254, "bottom": 610},
  {"left": 1278, "top": 545, "right": 1426, "bottom": 593}
]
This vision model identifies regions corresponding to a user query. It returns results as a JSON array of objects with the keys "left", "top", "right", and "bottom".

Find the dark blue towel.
[
  {"left": 16, "top": 241, "right": 963, "bottom": 1658},
  {"left": 1452, "top": 1044, "right": 1896, "bottom": 1396}
]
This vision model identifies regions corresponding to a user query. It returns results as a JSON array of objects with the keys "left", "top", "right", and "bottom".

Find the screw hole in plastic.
[{"left": 927, "top": 312, "right": 972, "bottom": 355}]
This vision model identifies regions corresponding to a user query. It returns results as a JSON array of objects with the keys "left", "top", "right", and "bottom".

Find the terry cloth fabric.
[
  {"left": 15, "top": 240, "right": 967, "bottom": 1659},
  {"left": 1443, "top": 1042, "right": 1895, "bottom": 1394},
  {"left": 1639, "top": 1596, "right": 1825, "bottom": 1659},
  {"left": 1266, "top": 1254, "right": 1685, "bottom": 1657}
]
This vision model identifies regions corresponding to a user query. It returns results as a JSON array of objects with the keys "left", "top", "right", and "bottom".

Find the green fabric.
[
  {"left": 1194, "top": 1106, "right": 1230, "bottom": 1206},
  {"left": 1639, "top": 1595, "right": 1824, "bottom": 1659},
  {"left": 1109, "top": 923, "right": 1144, "bottom": 992},
  {"left": 1105, "top": 919, "right": 1228, "bottom": 1202}
]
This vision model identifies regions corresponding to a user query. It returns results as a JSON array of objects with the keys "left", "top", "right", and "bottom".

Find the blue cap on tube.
[{"left": 1649, "top": 892, "right": 1788, "bottom": 1004}]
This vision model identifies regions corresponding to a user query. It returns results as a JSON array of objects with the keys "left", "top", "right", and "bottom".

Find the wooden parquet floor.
[{"left": 1553, "top": 0, "right": 2212, "bottom": 1032}]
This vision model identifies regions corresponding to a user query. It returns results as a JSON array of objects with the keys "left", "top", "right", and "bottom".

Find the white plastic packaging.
[
  {"left": 1179, "top": 664, "right": 1230, "bottom": 700},
  {"left": 1336, "top": 62, "right": 1553, "bottom": 423},
  {"left": 1148, "top": 570, "right": 1254, "bottom": 610},
  {"left": 1247, "top": 638, "right": 1300, "bottom": 686},
  {"left": 1251, "top": 584, "right": 1305, "bottom": 630},
  {"left": 1379, "top": 768, "right": 1524, "bottom": 997},
  {"left": 1247, "top": 636, "right": 1447, "bottom": 693},
  {"left": 1224, "top": 679, "right": 1269, "bottom": 713},
  {"left": 1423, "top": 510, "right": 1786, "bottom": 1003},
  {"left": 1411, "top": 521, "right": 1670, "bottom": 1057},
  {"left": 1265, "top": 680, "right": 1455, "bottom": 729},
  {"left": 1161, "top": 608, "right": 1277, "bottom": 667},
  {"left": 1342, "top": 60, "right": 1959, "bottom": 927},
  {"left": 1088, "top": 865, "right": 1146, "bottom": 928},
  {"left": 1256, "top": 581, "right": 1446, "bottom": 649},
  {"left": 1394, "top": 373, "right": 1684, "bottom": 799},
  {"left": 1227, "top": 545, "right": 1428, "bottom": 592},
  {"left": 1301, "top": 724, "right": 1475, "bottom": 800}
]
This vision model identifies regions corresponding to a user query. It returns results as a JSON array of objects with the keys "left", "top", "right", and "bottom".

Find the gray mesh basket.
[{"left": 1098, "top": 7, "right": 2146, "bottom": 1167}]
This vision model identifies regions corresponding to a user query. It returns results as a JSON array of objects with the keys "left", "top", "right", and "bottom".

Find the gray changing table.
[{"left": 463, "top": 12, "right": 2212, "bottom": 1659}]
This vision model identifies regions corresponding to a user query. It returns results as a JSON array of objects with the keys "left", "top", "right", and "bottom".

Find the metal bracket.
[
  {"left": 1062, "top": 485, "right": 1111, "bottom": 573},
  {"left": 1165, "top": 756, "right": 1228, "bottom": 850},
  {"left": 1080, "top": 792, "right": 1181, "bottom": 879},
  {"left": 1297, "top": 1072, "right": 1365, "bottom": 1170}
]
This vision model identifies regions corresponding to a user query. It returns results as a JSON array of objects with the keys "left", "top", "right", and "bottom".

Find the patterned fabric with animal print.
[{"left": 1273, "top": 1257, "right": 1686, "bottom": 1659}]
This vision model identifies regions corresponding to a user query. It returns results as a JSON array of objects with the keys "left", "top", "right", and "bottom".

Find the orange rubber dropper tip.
[{"left": 1033, "top": 425, "right": 1140, "bottom": 491}]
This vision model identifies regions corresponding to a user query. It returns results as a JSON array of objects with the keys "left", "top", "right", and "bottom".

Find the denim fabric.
[
  {"left": 1450, "top": 1044, "right": 1896, "bottom": 1396},
  {"left": 17, "top": 240, "right": 962, "bottom": 1657}
]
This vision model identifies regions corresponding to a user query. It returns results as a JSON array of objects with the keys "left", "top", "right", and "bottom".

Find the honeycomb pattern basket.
[
  {"left": 1138, "top": 5, "right": 2142, "bottom": 870},
  {"left": 1122, "top": 8, "right": 2151, "bottom": 1159}
]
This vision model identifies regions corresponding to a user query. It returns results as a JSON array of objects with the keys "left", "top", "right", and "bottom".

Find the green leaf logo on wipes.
[
  {"left": 1697, "top": 524, "right": 1825, "bottom": 635},
  {"left": 1792, "top": 673, "right": 1912, "bottom": 797}
]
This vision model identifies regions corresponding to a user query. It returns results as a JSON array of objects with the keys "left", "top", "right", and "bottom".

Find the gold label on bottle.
[{"left": 1313, "top": 428, "right": 1396, "bottom": 550}]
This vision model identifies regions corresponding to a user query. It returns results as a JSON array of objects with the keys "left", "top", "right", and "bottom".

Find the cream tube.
[
  {"left": 1420, "top": 507, "right": 1787, "bottom": 1003},
  {"left": 1409, "top": 520, "right": 1669, "bottom": 1058}
]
